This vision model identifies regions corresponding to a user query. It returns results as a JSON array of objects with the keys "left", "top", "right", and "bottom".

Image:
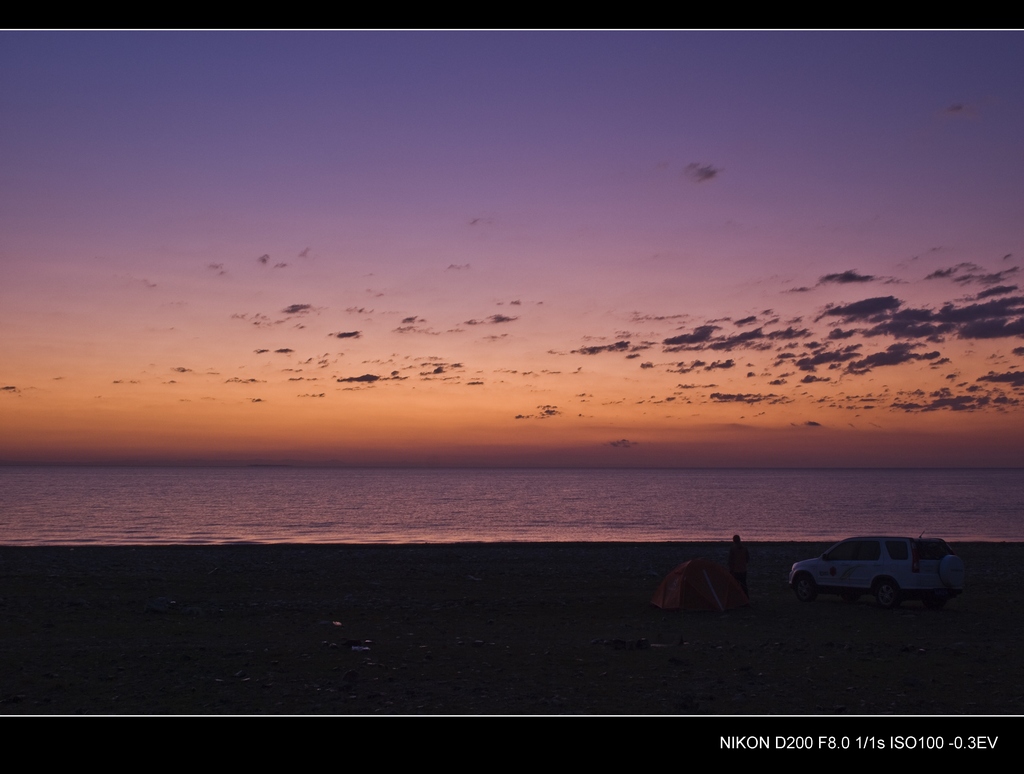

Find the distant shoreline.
[
  {"left": 2, "top": 539, "right": 1022, "bottom": 547},
  {"left": 4, "top": 463, "right": 1024, "bottom": 470}
]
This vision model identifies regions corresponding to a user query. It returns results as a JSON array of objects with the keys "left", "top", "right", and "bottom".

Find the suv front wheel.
[
  {"left": 793, "top": 574, "right": 818, "bottom": 602},
  {"left": 874, "top": 578, "right": 901, "bottom": 609}
]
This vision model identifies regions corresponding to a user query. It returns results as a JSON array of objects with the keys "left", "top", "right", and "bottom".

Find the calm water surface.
[{"left": 0, "top": 467, "right": 1021, "bottom": 545}]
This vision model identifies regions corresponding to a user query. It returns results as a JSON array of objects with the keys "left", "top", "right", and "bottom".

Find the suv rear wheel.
[{"left": 874, "top": 578, "right": 901, "bottom": 609}]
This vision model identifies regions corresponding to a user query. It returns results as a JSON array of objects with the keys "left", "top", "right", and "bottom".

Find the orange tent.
[{"left": 651, "top": 558, "right": 750, "bottom": 611}]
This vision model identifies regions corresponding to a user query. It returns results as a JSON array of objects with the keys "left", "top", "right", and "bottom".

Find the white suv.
[{"left": 788, "top": 537, "right": 965, "bottom": 609}]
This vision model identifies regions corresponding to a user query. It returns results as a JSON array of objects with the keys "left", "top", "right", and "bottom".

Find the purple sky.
[{"left": 2, "top": 31, "right": 1023, "bottom": 466}]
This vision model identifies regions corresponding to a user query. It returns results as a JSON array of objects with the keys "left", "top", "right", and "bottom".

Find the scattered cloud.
[
  {"left": 663, "top": 325, "right": 720, "bottom": 348},
  {"left": 765, "top": 327, "right": 811, "bottom": 342},
  {"left": 794, "top": 344, "right": 862, "bottom": 372},
  {"left": 121, "top": 274, "right": 157, "bottom": 289},
  {"left": 705, "top": 359, "right": 736, "bottom": 371},
  {"left": 976, "top": 285, "right": 1018, "bottom": 299},
  {"left": 572, "top": 341, "right": 630, "bottom": 355},
  {"left": 890, "top": 385, "right": 1011, "bottom": 412},
  {"left": 664, "top": 325, "right": 809, "bottom": 352},
  {"left": 845, "top": 343, "right": 941, "bottom": 375},
  {"left": 709, "top": 392, "right": 781, "bottom": 404},
  {"left": 941, "top": 102, "right": 980, "bottom": 119},
  {"left": 824, "top": 294, "right": 1024, "bottom": 341},
  {"left": 926, "top": 263, "right": 1019, "bottom": 287},
  {"left": 684, "top": 162, "right": 721, "bottom": 183},
  {"left": 820, "top": 296, "right": 901, "bottom": 322},
  {"left": 630, "top": 312, "right": 687, "bottom": 322},
  {"left": 464, "top": 314, "right": 518, "bottom": 325},
  {"left": 394, "top": 324, "right": 441, "bottom": 335},
  {"left": 819, "top": 270, "right": 875, "bottom": 284},
  {"left": 826, "top": 328, "right": 858, "bottom": 340},
  {"left": 976, "top": 370, "right": 1024, "bottom": 388},
  {"left": 668, "top": 360, "right": 707, "bottom": 374},
  {"left": 957, "top": 268, "right": 1018, "bottom": 286},
  {"left": 514, "top": 405, "right": 561, "bottom": 419},
  {"left": 338, "top": 371, "right": 405, "bottom": 384}
]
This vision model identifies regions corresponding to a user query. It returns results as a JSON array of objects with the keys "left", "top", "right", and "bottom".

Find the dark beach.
[{"left": 0, "top": 542, "right": 1020, "bottom": 715}]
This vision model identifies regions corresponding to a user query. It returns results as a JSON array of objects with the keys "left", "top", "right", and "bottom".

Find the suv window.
[
  {"left": 855, "top": 541, "right": 881, "bottom": 560},
  {"left": 826, "top": 540, "right": 880, "bottom": 561},
  {"left": 915, "top": 540, "right": 952, "bottom": 560},
  {"left": 825, "top": 541, "right": 858, "bottom": 561},
  {"left": 886, "top": 540, "right": 908, "bottom": 560}
]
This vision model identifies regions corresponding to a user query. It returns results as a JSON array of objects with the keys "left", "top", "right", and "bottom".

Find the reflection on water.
[{"left": 0, "top": 467, "right": 1021, "bottom": 545}]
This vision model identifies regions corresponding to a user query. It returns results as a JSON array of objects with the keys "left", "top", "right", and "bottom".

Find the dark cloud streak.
[
  {"left": 819, "top": 270, "right": 875, "bottom": 284},
  {"left": 684, "top": 163, "right": 721, "bottom": 183}
]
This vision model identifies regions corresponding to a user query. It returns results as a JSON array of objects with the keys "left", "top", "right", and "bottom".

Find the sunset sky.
[{"left": 2, "top": 31, "right": 1023, "bottom": 467}]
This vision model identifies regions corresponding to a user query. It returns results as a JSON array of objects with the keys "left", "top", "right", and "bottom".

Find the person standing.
[{"left": 729, "top": 534, "right": 750, "bottom": 598}]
